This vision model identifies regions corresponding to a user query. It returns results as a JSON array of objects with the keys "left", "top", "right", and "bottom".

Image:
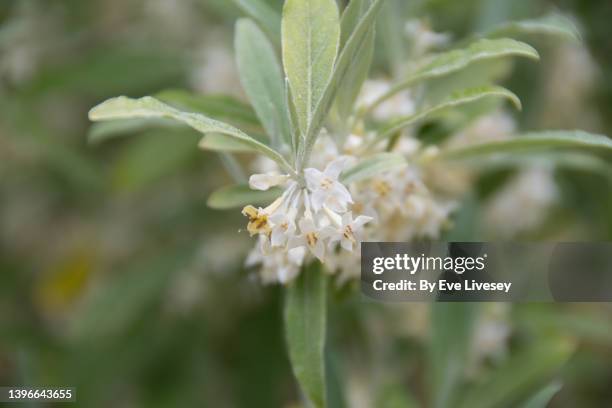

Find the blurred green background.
[{"left": 1, "top": 0, "right": 612, "bottom": 407}]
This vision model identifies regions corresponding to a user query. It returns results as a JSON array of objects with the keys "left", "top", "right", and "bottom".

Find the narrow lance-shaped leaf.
[
  {"left": 285, "top": 78, "right": 302, "bottom": 159},
  {"left": 236, "top": 19, "right": 291, "bottom": 149},
  {"left": 301, "top": 0, "right": 385, "bottom": 169},
  {"left": 437, "top": 151, "right": 612, "bottom": 180},
  {"left": 88, "top": 118, "right": 179, "bottom": 144},
  {"left": 335, "top": 0, "right": 375, "bottom": 121},
  {"left": 440, "top": 130, "right": 612, "bottom": 159},
  {"left": 88, "top": 96, "right": 295, "bottom": 175},
  {"left": 282, "top": 0, "right": 340, "bottom": 137},
  {"left": 339, "top": 0, "right": 369, "bottom": 48},
  {"left": 341, "top": 153, "right": 407, "bottom": 184},
  {"left": 519, "top": 382, "right": 563, "bottom": 408},
  {"left": 284, "top": 263, "right": 328, "bottom": 408},
  {"left": 482, "top": 13, "right": 581, "bottom": 42},
  {"left": 336, "top": 28, "right": 375, "bottom": 121},
  {"left": 377, "top": 0, "right": 408, "bottom": 76},
  {"left": 370, "top": 86, "right": 522, "bottom": 148},
  {"left": 199, "top": 133, "right": 258, "bottom": 153},
  {"left": 232, "top": 0, "right": 282, "bottom": 44},
  {"left": 429, "top": 303, "right": 478, "bottom": 408},
  {"left": 458, "top": 339, "right": 574, "bottom": 408},
  {"left": 207, "top": 184, "right": 282, "bottom": 210},
  {"left": 88, "top": 91, "right": 263, "bottom": 143},
  {"left": 364, "top": 38, "right": 538, "bottom": 114},
  {"left": 156, "top": 89, "right": 262, "bottom": 132}
]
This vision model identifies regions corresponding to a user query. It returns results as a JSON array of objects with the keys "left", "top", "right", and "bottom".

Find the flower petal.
[
  {"left": 324, "top": 157, "right": 349, "bottom": 179},
  {"left": 249, "top": 173, "right": 289, "bottom": 191}
]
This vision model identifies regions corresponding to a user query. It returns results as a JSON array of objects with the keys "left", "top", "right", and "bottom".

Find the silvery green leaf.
[
  {"left": 520, "top": 382, "right": 563, "bottom": 408},
  {"left": 483, "top": 13, "right": 581, "bottom": 42},
  {"left": 301, "top": 0, "right": 385, "bottom": 169},
  {"left": 339, "top": 0, "right": 369, "bottom": 48},
  {"left": 445, "top": 152, "right": 612, "bottom": 179},
  {"left": 365, "top": 38, "right": 538, "bottom": 113},
  {"left": 341, "top": 153, "right": 407, "bottom": 183},
  {"left": 373, "top": 86, "right": 521, "bottom": 145},
  {"left": 198, "top": 133, "right": 256, "bottom": 153},
  {"left": 284, "top": 262, "right": 327, "bottom": 408},
  {"left": 89, "top": 96, "right": 294, "bottom": 174},
  {"left": 336, "top": 0, "right": 374, "bottom": 120},
  {"left": 458, "top": 339, "right": 574, "bottom": 408},
  {"left": 88, "top": 118, "right": 179, "bottom": 144},
  {"left": 517, "top": 306, "right": 612, "bottom": 345},
  {"left": 430, "top": 303, "right": 478, "bottom": 408},
  {"left": 377, "top": 0, "right": 407, "bottom": 76},
  {"left": 285, "top": 78, "right": 302, "bottom": 156},
  {"left": 156, "top": 89, "right": 262, "bottom": 131},
  {"left": 236, "top": 19, "right": 291, "bottom": 149},
  {"left": 336, "top": 28, "right": 375, "bottom": 121},
  {"left": 440, "top": 130, "right": 612, "bottom": 159},
  {"left": 207, "top": 184, "right": 282, "bottom": 210},
  {"left": 111, "top": 128, "right": 200, "bottom": 191},
  {"left": 89, "top": 91, "right": 264, "bottom": 144},
  {"left": 282, "top": 0, "right": 340, "bottom": 136},
  {"left": 232, "top": 0, "right": 281, "bottom": 44}
]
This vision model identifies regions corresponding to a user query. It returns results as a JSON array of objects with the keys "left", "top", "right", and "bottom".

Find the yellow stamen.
[
  {"left": 373, "top": 180, "right": 391, "bottom": 197},
  {"left": 343, "top": 225, "right": 356, "bottom": 242},
  {"left": 242, "top": 205, "right": 270, "bottom": 236},
  {"left": 306, "top": 232, "right": 318, "bottom": 247}
]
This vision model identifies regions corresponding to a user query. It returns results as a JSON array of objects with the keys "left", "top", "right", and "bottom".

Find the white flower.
[
  {"left": 288, "top": 217, "right": 333, "bottom": 262},
  {"left": 269, "top": 207, "right": 298, "bottom": 248},
  {"left": 246, "top": 236, "right": 306, "bottom": 284},
  {"left": 249, "top": 172, "right": 290, "bottom": 191},
  {"left": 330, "top": 212, "right": 373, "bottom": 252},
  {"left": 305, "top": 157, "right": 353, "bottom": 213}
]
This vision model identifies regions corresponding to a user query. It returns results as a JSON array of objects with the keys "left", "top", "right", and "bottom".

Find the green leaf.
[
  {"left": 285, "top": 262, "right": 328, "bottom": 408},
  {"left": 429, "top": 303, "right": 478, "bottom": 408},
  {"left": 373, "top": 86, "right": 521, "bottom": 146},
  {"left": 458, "top": 339, "right": 574, "bottom": 408},
  {"left": 301, "top": 0, "right": 385, "bottom": 169},
  {"left": 483, "top": 13, "right": 581, "bottom": 42},
  {"left": 520, "top": 382, "right": 562, "bottom": 408},
  {"left": 282, "top": 0, "right": 340, "bottom": 138},
  {"left": 198, "top": 133, "right": 256, "bottom": 153},
  {"left": 516, "top": 305, "right": 612, "bottom": 345},
  {"left": 232, "top": 0, "right": 282, "bottom": 44},
  {"left": 112, "top": 129, "right": 200, "bottom": 191},
  {"left": 88, "top": 118, "right": 179, "bottom": 144},
  {"left": 89, "top": 91, "right": 264, "bottom": 143},
  {"left": 341, "top": 153, "right": 407, "bottom": 183},
  {"left": 377, "top": 0, "right": 408, "bottom": 76},
  {"left": 444, "top": 151, "right": 612, "bottom": 179},
  {"left": 88, "top": 96, "right": 294, "bottom": 175},
  {"left": 336, "top": 27, "right": 375, "bottom": 121},
  {"left": 440, "top": 130, "right": 612, "bottom": 159},
  {"left": 339, "top": 0, "right": 369, "bottom": 48},
  {"left": 156, "top": 89, "right": 262, "bottom": 130},
  {"left": 207, "top": 184, "right": 282, "bottom": 210},
  {"left": 365, "top": 38, "right": 538, "bottom": 113},
  {"left": 236, "top": 19, "right": 291, "bottom": 149},
  {"left": 286, "top": 78, "right": 302, "bottom": 156},
  {"left": 335, "top": 0, "right": 375, "bottom": 120}
]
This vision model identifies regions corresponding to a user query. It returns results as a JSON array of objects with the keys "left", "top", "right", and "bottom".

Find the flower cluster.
[
  {"left": 244, "top": 125, "right": 458, "bottom": 284},
  {"left": 243, "top": 157, "right": 372, "bottom": 284}
]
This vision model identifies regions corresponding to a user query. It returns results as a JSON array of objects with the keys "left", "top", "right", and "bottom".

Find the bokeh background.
[{"left": 1, "top": 0, "right": 612, "bottom": 407}]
